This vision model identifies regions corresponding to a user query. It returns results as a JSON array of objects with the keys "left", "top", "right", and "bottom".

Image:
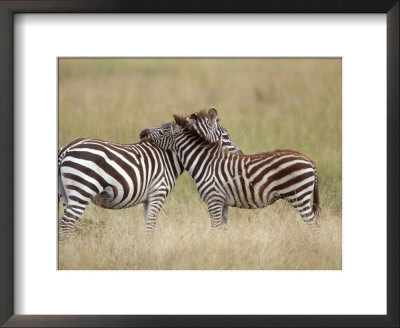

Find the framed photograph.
[
  {"left": 1, "top": 1, "right": 398, "bottom": 327},
  {"left": 57, "top": 57, "right": 342, "bottom": 271}
]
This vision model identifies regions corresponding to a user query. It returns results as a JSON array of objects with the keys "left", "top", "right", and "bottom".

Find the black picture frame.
[{"left": 0, "top": 1, "right": 398, "bottom": 327}]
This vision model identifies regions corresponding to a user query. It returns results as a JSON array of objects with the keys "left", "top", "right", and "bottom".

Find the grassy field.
[{"left": 58, "top": 58, "right": 342, "bottom": 270}]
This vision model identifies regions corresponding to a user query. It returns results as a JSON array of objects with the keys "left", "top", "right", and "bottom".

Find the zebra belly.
[
  {"left": 222, "top": 176, "right": 261, "bottom": 209},
  {"left": 226, "top": 199, "right": 262, "bottom": 209},
  {"left": 223, "top": 187, "right": 260, "bottom": 209},
  {"left": 93, "top": 195, "right": 146, "bottom": 210}
]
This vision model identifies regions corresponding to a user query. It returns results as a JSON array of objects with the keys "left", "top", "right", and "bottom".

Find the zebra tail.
[
  {"left": 58, "top": 148, "right": 64, "bottom": 203},
  {"left": 312, "top": 173, "right": 320, "bottom": 216},
  {"left": 58, "top": 146, "right": 67, "bottom": 170},
  {"left": 58, "top": 147, "right": 66, "bottom": 200}
]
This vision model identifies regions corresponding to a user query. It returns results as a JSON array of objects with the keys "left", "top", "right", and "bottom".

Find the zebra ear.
[
  {"left": 171, "top": 122, "right": 181, "bottom": 135},
  {"left": 186, "top": 113, "right": 197, "bottom": 125},
  {"left": 208, "top": 107, "right": 218, "bottom": 125}
]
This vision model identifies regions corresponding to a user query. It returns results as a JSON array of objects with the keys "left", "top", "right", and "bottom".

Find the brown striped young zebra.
[
  {"left": 58, "top": 122, "right": 241, "bottom": 238},
  {"left": 140, "top": 108, "right": 320, "bottom": 230}
]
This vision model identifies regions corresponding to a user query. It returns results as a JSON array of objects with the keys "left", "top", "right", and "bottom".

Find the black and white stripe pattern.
[
  {"left": 58, "top": 137, "right": 184, "bottom": 238},
  {"left": 141, "top": 108, "right": 320, "bottom": 230},
  {"left": 185, "top": 108, "right": 243, "bottom": 154},
  {"left": 58, "top": 117, "right": 240, "bottom": 239}
]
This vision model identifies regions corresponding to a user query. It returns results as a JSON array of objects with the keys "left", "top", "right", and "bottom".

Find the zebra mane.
[
  {"left": 173, "top": 110, "right": 245, "bottom": 156},
  {"left": 173, "top": 114, "right": 192, "bottom": 130},
  {"left": 173, "top": 113, "right": 216, "bottom": 145},
  {"left": 173, "top": 109, "right": 221, "bottom": 128},
  {"left": 173, "top": 109, "right": 221, "bottom": 141},
  {"left": 172, "top": 114, "right": 229, "bottom": 156}
]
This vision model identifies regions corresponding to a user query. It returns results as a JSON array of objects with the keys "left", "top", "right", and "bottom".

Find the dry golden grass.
[
  {"left": 58, "top": 58, "right": 342, "bottom": 270},
  {"left": 59, "top": 200, "right": 341, "bottom": 270}
]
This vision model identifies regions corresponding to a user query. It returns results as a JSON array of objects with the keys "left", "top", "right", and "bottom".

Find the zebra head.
[
  {"left": 140, "top": 122, "right": 180, "bottom": 150},
  {"left": 185, "top": 108, "right": 242, "bottom": 154},
  {"left": 140, "top": 108, "right": 242, "bottom": 155}
]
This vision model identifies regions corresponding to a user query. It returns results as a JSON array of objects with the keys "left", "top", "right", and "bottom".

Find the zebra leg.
[
  {"left": 291, "top": 200, "right": 321, "bottom": 232},
  {"left": 144, "top": 197, "right": 165, "bottom": 233},
  {"left": 302, "top": 209, "right": 321, "bottom": 232},
  {"left": 207, "top": 202, "right": 225, "bottom": 228},
  {"left": 143, "top": 201, "right": 148, "bottom": 218},
  {"left": 59, "top": 204, "right": 87, "bottom": 240},
  {"left": 221, "top": 205, "right": 229, "bottom": 225},
  {"left": 285, "top": 186, "right": 321, "bottom": 232}
]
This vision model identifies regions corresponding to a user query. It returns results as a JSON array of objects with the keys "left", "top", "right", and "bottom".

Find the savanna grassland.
[{"left": 58, "top": 58, "right": 341, "bottom": 270}]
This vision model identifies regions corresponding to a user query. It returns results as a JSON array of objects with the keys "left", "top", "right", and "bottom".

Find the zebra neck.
[
  {"left": 176, "top": 135, "right": 221, "bottom": 181},
  {"left": 163, "top": 149, "right": 185, "bottom": 179}
]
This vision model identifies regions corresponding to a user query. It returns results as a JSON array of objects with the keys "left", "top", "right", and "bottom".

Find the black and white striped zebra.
[
  {"left": 140, "top": 108, "right": 320, "bottom": 230},
  {"left": 58, "top": 119, "right": 241, "bottom": 238},
  {"left": 58, "top": 137, "right": 184, "bottom": 238}
]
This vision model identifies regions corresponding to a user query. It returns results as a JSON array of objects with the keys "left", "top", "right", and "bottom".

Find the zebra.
[
  {"left": 140, "top": 108, "right": 321, "bottom": 230},
  {"left": 58, "top": 118, "right": 241, "bottom": 239}
]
